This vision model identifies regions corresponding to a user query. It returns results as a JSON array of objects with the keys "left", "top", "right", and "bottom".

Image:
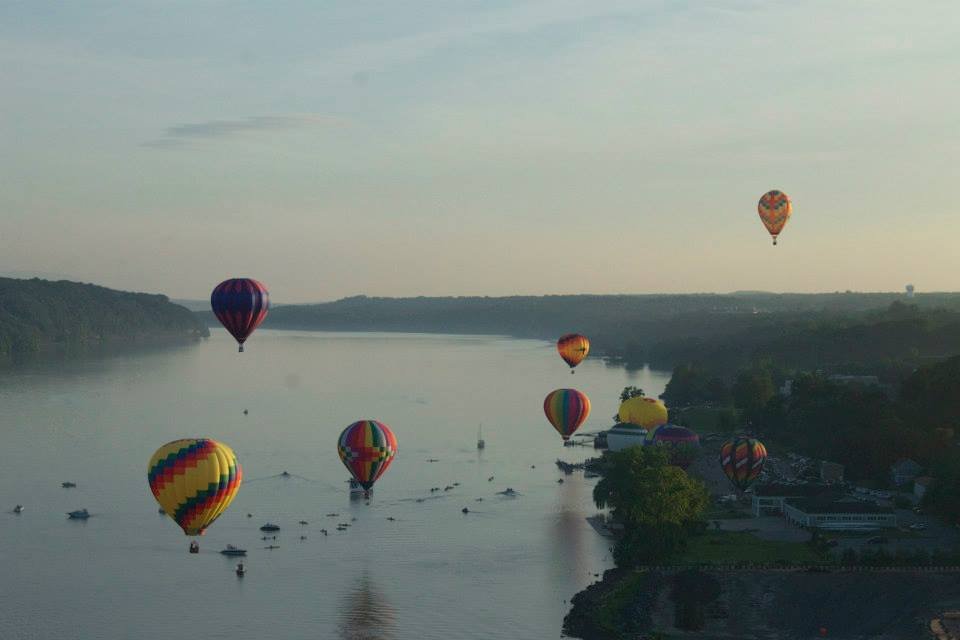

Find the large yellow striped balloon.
[{"left": 148, "top": 439, "right": 242, "bottom": 536}]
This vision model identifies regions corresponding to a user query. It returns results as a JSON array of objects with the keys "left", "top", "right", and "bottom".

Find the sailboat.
[{"left": 477, "top": 425, "right": 485, "bottom": 450}]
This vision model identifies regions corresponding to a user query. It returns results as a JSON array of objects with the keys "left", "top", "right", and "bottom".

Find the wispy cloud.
[{"left": 143, "top": 114, "right": 340, "bottom": 147}]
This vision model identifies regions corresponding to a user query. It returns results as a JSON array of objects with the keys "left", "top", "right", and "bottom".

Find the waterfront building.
[
  {"left": 783, "top": 498, "right": 896, "bottom": 529},
  {"left": 751, "top": 483, "right": 839, "bottom": 517}
]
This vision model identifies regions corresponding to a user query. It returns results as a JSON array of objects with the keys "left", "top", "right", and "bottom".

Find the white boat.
[
  {"left": 67, "top": 509, "right": 89, "bottom": 519},
  {"left": 220, "top": 545, "right": 247, "bottom": 556}
]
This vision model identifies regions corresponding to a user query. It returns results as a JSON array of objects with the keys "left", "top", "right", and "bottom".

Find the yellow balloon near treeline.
[{"left": 617, "top": 396, "right": 668, "bottom": 429}]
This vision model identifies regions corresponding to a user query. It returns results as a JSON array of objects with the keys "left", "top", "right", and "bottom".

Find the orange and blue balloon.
[
  {"left": 338, "top": 420, "right": 398, "bottom": 491},
  {"left": 719, "top": 436, "right": 767, "bottom": 491},
  {"left": 543, "top": 388, "right": 591, "bottom": 441},
  {"left": 757, "top": 190, "right": 792, "bottom": 245},
  {"left": 211, "top": 278, "right": 270, "bottom": 352}
]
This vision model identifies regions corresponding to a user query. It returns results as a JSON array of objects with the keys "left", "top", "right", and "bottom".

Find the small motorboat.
[
  {"left": 264, "top": 545, "right": 280, "bottom": 550},
  {"left": 298, "top": 520, "right": 308, "bottom": 525},
  {"left": 189, "top": 541, "right": 200, "bottom": 553},
  {"left": 236, "top": 563, "right": 245, "bottom": 577},
  {"left": 67, "top": 509, "right": 89, "bottom": 519},
  {"left": 61, "top": 482, "right": 77, "bottom": 488},
  {"left": 281, "top": 471, "right": 290, "bottom": 477},
  {"left": 13, "top": 505, "right": 24, "bottom": 514},
  {"left": 220, "top": 545, "right": 247, "bottom": 557},
  {"left": 497, "top": 488, "right": 518, "bottom": 497},
  {"left": 259, "top": 523, "right": 280, "bottom": 532}
]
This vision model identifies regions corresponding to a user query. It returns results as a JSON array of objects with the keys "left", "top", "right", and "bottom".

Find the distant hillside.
[
  {"left": 0, "top": 278, "right": 208, "bottom": 359},
  {"left": 197, "top": 292, "right": 960, "bottom": 378}
]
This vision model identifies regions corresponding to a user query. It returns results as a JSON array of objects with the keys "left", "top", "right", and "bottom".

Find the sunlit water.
[{"left": 0, "top": 330, "right": 669, "bottom": 640}]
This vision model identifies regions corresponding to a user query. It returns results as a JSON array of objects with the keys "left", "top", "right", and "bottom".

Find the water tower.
[{"left": 905, "top": 284, "right": 915, "bottom": 299}]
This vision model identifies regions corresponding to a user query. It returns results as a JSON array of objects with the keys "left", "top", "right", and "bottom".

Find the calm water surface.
[{"left": 0, "top": 330, "right": 669, "bottom": 640}]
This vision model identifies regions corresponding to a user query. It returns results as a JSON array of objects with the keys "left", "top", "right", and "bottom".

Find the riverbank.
[{"left": 564, "top": 567, "right": 960, "bottom": 639}]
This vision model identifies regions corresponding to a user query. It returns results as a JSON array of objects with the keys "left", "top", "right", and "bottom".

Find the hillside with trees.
[{"left": 0, "top": 278, "right": 208, "bottom": 360}]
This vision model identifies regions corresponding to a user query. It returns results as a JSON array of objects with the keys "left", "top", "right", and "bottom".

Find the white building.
[
  {"left": 783, "top": 498, "right": 896, "bottom": 529},
  {"left": 605, "top": 423, "right": 648, "bottom": 452},
  {"left": 751, "top": 483, "right": 839, "bottom": 517}
]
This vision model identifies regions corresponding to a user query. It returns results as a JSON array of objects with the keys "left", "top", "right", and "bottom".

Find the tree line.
[{"left": 0, "top": 277, "right": 207, "bottom": 360}]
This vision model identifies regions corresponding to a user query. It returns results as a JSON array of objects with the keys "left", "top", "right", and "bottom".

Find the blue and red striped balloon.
[
  {"left": 210, "top": 278, "right": 269, "bottom": 352},
  {"left": 543, "top": 388, "right": 591, "bottom": 441}
]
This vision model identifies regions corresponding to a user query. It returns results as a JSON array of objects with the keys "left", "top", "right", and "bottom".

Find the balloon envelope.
[
  {"left": 719, "top": 436, "right": 767, "bottom": 491},
  {"left": 210, "top": 278, "right": 270, "bottom": 351},
  {"left": 148, "top": 438, "right": 242, "bottom": 536},
  {"left": 757, "top": 190, "right": 792, "bottom": 245},
  {"left": 618, "top": 396, "right": 668, "bottom": 429},
  {"left": 338, "top": 420, "right": 398, "bottom": 491},
  {"left": 557, "top": 334, "right": 590, "bottom": 369},
  {"left": 543, "top": 388, "right": 591, "bottom": 441},
  {"left": 648, "top": 424, "right": 700, "bottom": 469}
]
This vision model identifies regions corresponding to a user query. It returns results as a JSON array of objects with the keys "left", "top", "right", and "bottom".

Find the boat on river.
[{"left": 220, "top": 545, "right": 247, "bottom": 556}]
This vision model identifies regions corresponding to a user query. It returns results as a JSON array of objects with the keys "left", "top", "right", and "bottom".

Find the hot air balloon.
[
  {"left": 719, "top": 436, "right": 767, "bottom": 492},
  {"left": 210, "top": 278, "right": 270, "bottom": 352},
  {"left": 757, "top": 190, "right": 792, "bottom": 245},
  {"left": 148, "top": 438, "right": 242, "bottom": 551},
  {"left": 648, "top": 424, "right": 700, "bottom": 469},
  {"left": 557, "top": 334, "right": 590, "bottom": 373},
  {"left": 543, "top": 388, "right": 591, "bottom": 441},
  {"left": 617, "top": 396, "right": 668, "bottom": 430},
  {"left": 338, "top": 420, "right": 398, "bottom": 494}
]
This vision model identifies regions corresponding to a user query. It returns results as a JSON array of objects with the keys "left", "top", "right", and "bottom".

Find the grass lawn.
[
  {"left": 824, "top": 528, "right": 921, "bottom": 540},
  {"left": 705, "top": 505, "right": 752, "bottom": 520},
  {"left": 679, "top": 531, "right": 822, "bottom": 564}
]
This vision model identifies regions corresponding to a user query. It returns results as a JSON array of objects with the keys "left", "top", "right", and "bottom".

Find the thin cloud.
[{"left": 143, "top": 114, "right": 340, "bottom": 147}]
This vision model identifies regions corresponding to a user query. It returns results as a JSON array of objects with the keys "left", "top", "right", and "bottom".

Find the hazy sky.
[{"left": 2, "top": 1, "right": 958, "bottom": 302}]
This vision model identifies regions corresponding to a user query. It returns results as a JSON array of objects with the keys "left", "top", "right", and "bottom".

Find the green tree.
[
  {"left": 619, "top": 386, "right": 645, "bottom": 402},
  {"left": 732, "top": 368, "right": 775, "bottom": 426},
  {"left": 594, "top": 447, "right": 709, "bottom": 565}
]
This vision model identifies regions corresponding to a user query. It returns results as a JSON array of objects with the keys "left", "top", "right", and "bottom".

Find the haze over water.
[{"left": 0, "top": 330, "right": 669, "bottom": 639}]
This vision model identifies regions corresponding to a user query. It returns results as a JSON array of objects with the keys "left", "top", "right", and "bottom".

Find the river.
[{"left": 0, "top": 330, "right": 670, "bottom": 640}]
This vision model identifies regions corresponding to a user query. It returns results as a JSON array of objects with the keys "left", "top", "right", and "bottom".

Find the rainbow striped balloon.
[
  {"left": 543, "top": 388, "right": 591, "bottom": 441},
  {"left": 338, "top": 420, "right": 398, "bottom": 491},
  {"left": 148, "top": 438, "right": 242, "bottom": 536}
]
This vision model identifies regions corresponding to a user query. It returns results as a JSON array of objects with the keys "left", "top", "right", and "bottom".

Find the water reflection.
[
  {"left": 550, "top": 477, "right": 586, "bottom": 581},
  {"left": 337, "top": 573, "right": 397, "bottom": 640}
]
